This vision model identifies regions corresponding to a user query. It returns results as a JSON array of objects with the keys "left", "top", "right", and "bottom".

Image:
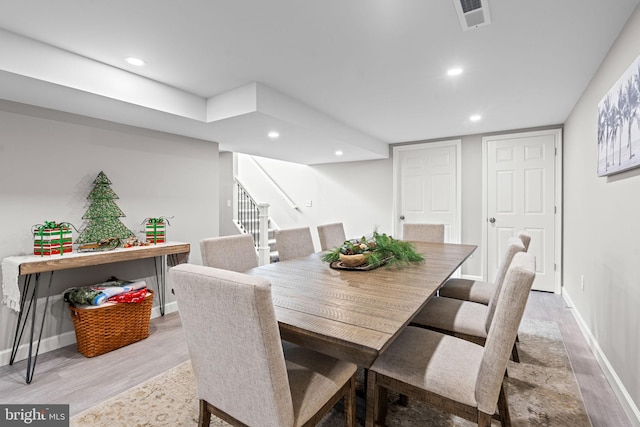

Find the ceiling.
[{"left": 0, "top": 0, "right": 638, "bottom": 165}]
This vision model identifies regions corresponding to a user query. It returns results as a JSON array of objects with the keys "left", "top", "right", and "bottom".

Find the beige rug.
[{"left": 71, "top": 319, "right": 591, "bottom": 426}]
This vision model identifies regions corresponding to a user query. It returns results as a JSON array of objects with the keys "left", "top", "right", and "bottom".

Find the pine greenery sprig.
[{"left": 322, "top": 230, "right": 424, "bottom": 267}]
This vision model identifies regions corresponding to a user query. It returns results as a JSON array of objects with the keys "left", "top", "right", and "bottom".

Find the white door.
[
  {"left": 393, "top": 140, "right": 461, "bottom": 243},
  {"left": 483, "top": 130, "right": 561, "bottom": 292}
]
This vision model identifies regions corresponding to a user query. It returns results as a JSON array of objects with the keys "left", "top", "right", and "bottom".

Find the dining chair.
[
  {"left": 411, "top": 237, "right": 526, "bottom": 362},
  {"left": 366, "top": 252, "right": 536, "bottom": 427},
  {"left": 402, "top": 223, "right": 445, "bottom": 243},
  {"left": 200, "top": 234, "right": 258, "bottom": 272},
  {"left": 170, "top": 263, "right": 357, "bottom": 427},
  {"left": 438, "top": 236, "right": 526, "bottom": 305},
  {"left": 275, "top": 227, "right": 315, "bottom": 261},
  {"left": 518, "top": 231, "right": 531, "bottom": 252},
  {"left": 317, "top": 222, "right": 346, "bottom": 251}
]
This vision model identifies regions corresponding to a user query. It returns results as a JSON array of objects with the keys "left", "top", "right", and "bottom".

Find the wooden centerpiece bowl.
[{"left": 339, "top": 253, "right": 370, "bottom": 267}]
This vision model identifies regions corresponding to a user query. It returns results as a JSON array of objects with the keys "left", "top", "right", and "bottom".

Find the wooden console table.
[{"left": 2, "top": 241, "right": 190, "bottom": 383}]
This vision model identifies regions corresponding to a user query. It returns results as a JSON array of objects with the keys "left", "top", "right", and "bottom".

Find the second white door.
[
  {"left": 483, "top": 129, "right": 560, "bottom": 292},
  {"left": 393, "top": 140, "right": 461, "bottom": 243}
]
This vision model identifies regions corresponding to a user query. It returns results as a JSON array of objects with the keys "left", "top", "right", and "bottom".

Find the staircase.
[{"left": 235, "top": 180, "right": 279, "bottom": 264}]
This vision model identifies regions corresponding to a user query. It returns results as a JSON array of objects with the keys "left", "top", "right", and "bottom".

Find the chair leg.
[
  {"left": 497, "top": 384, "right": 512, "bottom": 427},
  {"left": 199, "top": 399, "right": 211, "bottom": 427},
  {"left": 398, "top": 394, "right": 408, "bottom": 406},
  {"left": 511, "top": 342, "right": 520, "bottom": 363},
  {"left": 478, "top": 411, "right": 493, "bottom": 427}
]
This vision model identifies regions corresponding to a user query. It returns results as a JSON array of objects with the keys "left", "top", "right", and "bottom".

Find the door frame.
[
  {"left": 481, "top": 129, "right": 563, "bottom": 294},
  {"left": 392, "top": 140, "right": 462, "bottom": 241}
]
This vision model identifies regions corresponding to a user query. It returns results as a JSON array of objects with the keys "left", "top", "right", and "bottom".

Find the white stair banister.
[{"left": 257, "top": 203, "right": 271, "bottom": 265}]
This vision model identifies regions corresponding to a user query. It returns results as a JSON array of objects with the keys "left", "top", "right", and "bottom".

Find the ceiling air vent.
[{"left": 453, "top": 0, "right": 491, "bottom": 31}]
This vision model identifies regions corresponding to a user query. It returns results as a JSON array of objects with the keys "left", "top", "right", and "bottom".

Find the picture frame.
[{"left": 597, "top": 53, "right": 640, "bottom": 176}]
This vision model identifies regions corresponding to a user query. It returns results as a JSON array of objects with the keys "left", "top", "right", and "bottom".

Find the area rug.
[{"left": 70, "top": 319, "right": 591, "bottom": 426}]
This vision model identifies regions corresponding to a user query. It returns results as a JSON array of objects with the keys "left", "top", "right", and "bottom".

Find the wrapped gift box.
[
  {"left": 33, "top": 223, "right": 73, "bottom": 256},
  {"left": 145, "top": 221, "right": 166, "bottom": 244}
]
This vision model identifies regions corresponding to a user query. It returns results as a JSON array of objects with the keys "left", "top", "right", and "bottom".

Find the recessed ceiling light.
[
  {"left": 268, "top": 131, "right": 280, "bottom": 139},
  {"left": 447, "top": 68, "right": 463, "bottom": 76},
  {"left": 335, "top": 150, "right": 343, "bottom": 156},
  {"left": 469, "top": 114, "right": 482, "bottom": 122},
  {"left": 125, "top": 57, "right": 146, "bottom": 66}
]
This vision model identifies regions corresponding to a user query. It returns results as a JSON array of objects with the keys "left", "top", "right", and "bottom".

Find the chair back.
[
  {"left": 518, "top": 231, "right": 531, "bottom": 252},
  {"left": 275, "top": 227, "right": 315, "bottom": 261},
  {"left": 317, "top": 222, "right": 346, "bottom": 251},
  {"left": 170, "top": 264, "right": 294, "bottom": 426},
  {"left": 484, "top": 237, "right": 525, "bottom": 332},
  {"left": 402, "top": 223, "right": 445, "bottom": 243},
  {"left": 200, "top": 234, "right": 258, "bottom": 272},
  {"left": 475, "top": 252, "right": 536, "bottom": 415}
]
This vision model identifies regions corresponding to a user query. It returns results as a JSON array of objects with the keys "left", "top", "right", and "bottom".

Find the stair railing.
[{"left": 235, "top": 179, "right": 271, "bottom": 265}]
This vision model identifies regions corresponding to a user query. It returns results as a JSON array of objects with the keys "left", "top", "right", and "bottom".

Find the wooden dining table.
[{"left": 245, "top": 241, "right": 477, "bottom": 368}]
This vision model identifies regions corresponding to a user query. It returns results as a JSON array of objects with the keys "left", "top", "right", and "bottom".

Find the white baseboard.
[
  {"left": 1, "top": 301, "right": 180, "bottom": 368},
  {"left": 562, "top": 289, "right": 640, "bottom": 427},
  {"left": 460, "top": 274, "right": 483, "bottom": 281},
  {"left": 0, "top": 330, "right": 78, "bottom": 368}
]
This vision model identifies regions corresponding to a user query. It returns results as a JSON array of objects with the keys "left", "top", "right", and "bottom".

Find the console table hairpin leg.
[
  {"left": 154, "top": 253, "right": 182, "bottom": 315},
  {"left": 9, "top": 271, "right": 55, "bottom": 384}
]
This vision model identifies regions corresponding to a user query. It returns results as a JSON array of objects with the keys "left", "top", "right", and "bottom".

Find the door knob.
[
  {"left": 489, "top": 217, "right": 496, "bottom": 223},
  {"left": 400, "top": 215, "right": 405, "bottom": 220}
]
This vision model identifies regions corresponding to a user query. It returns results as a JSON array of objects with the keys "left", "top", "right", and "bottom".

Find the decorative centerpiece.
[{"left": 322, "top": 231, "right": 424, "bottom": 270}]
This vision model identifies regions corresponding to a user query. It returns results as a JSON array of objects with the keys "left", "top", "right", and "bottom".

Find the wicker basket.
[{"left": 68, "top": 290, "right": 153, "bottom": 357}]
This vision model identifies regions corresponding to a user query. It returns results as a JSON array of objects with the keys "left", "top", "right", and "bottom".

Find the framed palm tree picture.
[{"left": 597, "top": 53, "right": 640, "bottom": 176}]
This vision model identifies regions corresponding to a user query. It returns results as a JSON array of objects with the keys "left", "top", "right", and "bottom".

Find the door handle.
[
  {"left": 489, "top": 217, "right": 496, "bottom": 223},
  {"left": 400, "top": 215, "right": 405, "bottom": 220}
]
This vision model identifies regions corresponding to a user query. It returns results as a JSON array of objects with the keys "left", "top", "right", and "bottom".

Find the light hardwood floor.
[{"left": 0, "top": 291, "right": 633, "bottom": 426}]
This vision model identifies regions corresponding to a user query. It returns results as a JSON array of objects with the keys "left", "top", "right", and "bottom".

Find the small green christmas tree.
[{"left": 75, "top": 171, "right": 135, "bottom": 247}]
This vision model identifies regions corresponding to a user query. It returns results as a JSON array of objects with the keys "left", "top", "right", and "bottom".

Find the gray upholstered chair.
[
  {"left": 171, "top": 264, "right": 357, "bottom": 427},
  {"left": 411, "top": 237, "right": 526, "bottom": 362},
  {"left": 518, "top": 231, "right": 531, "bottom": 252},
  {"left": 402, "top": 223, "right": 445, "bottom": 243},
  {"left": 438, "top": 236, "right": 527, "bottom": 305},
  {"left": 275, "top": 227, "right": 315, "bottom": 261},
  {"left": 200, "top": 234, "right": 258, "bottom": 272},
  {"left": 317, "top": 222, "right": 346, "bottom": 251},
  {"left": 366, "top": 252, "right": 536, "bottom": 427}
]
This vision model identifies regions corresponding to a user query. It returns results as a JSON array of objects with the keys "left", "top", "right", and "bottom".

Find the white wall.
[
  {"left": 0, "top": 100, "right": 219, "bottom": 363},
  {"left": 238, "top": 154, "right": 394, "bottom": 250},
  {"left": 563, "top": 5, "right": 640, "bottom": 422}
]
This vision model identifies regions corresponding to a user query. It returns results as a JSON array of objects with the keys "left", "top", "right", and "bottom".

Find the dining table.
[{"left": 244, "top": 241, "right": 477, "bottom": 368}]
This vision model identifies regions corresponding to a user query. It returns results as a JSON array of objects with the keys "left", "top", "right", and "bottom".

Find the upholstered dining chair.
[
  {"left": 438, "top": 235, "right": 527, "bottom": 305},
  {"left": 275, "top": 227, "right": 315, "bottom": 261},
  {"left": 200, "top": 234, "right": 258, "bottom": 272},
  {"left": 411, "top": 237, "right": 526, "bottom": 362},
  {"left": 402, "top": 223, "right": 445, "bottom": 243},
  {"left": 366, "top": 252, "right": 536, "bottom": 427},
  {"left": 317, "top": 222, "right": 346, "bottom": 251},
  {"left": 171, "top": 263, "right": 357, "bottom": 427},
  {"left": 518, "top": 231, "right": 531, "bottom": 252}
]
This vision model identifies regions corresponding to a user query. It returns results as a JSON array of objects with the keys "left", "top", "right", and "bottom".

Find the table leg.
[
  {"left": 10, "top": 271, "right": 55, "bottom": 384},
  {"left": 10, "top": 273, "right": 34, "bottom": 365},
  {"left": 152, "top": 256, "right": 167, "bottom": 316}
]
